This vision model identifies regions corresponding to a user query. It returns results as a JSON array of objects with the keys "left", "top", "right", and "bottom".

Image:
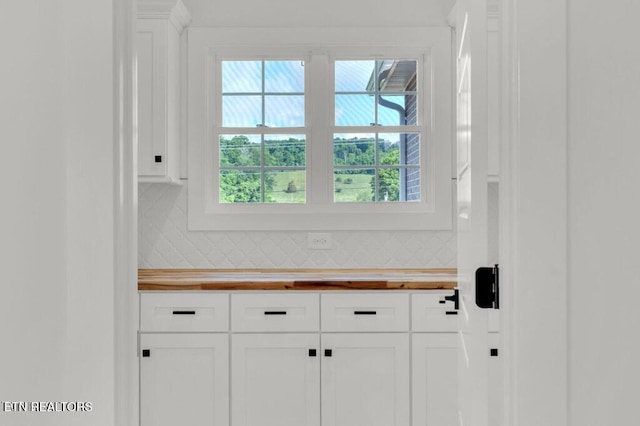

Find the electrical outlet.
[{"left": 307, "top": 233, "right": 332, "bottom": 250}]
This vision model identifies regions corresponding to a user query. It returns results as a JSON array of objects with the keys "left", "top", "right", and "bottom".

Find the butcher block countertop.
[{"left": 138, "top": 268, "right": 457, "bottom": 291}]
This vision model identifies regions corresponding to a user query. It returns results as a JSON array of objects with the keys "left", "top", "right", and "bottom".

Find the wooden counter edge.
[{"left": 138, "top": 268, "right": 458, "bottom": 291}]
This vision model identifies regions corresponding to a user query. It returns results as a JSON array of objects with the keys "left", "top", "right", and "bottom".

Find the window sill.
[{"left": 187, "top": 207, "right": 452, "bottom": 231}]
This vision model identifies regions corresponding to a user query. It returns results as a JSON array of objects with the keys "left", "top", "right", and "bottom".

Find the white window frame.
[{"left": 187, "top": 27, "right": 453, "bottom": 231}]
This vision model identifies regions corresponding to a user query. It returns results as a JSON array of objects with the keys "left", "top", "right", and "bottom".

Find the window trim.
[{"left": 187, "top": 27, "right": 453, "bottom": 231}]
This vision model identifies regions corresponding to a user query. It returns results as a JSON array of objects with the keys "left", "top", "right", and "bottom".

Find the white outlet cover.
[{"left": 307, "top": 232, "right": 332, "bottom": 249}]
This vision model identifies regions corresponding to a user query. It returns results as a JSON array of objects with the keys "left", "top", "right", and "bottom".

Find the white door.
[
  {"left": 456, "top": 0, "right": 491, "bottom": 425},
  {"left": 232, "top": 333, "right": 320, "bottom": 426},
  {"left": 140, "top": 333, "right": 229, "bottom": 426},
  {"left": 321, "top": 333, "right": 410, "bottom": 426}
]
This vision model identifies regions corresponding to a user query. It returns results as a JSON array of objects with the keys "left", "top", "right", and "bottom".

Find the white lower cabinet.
[
  {"left": 321, "top": 333, "right": 410, "bottom": 426},
  {"left": 139, "top": 333, "right": 229, "bottom": 426},
  {"left": 412, "top": 333, "right": 458, "bottom": 426},
  {"left": 231, "top": 333, "right": 320, "bottom": 426},
  {"left": 139, "top": 291, "right": 459, "bottom": 426}
]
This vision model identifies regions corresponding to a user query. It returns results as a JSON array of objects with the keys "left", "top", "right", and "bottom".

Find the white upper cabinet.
[{"left": 136, "top": 0, "right": 190, "bottom": 184}]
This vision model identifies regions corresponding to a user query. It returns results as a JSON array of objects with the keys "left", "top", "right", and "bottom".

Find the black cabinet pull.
[
  {"left": 142, "top": 349, "right": 150, "bottom": 357},
  {"left": 172, "top": 310, "right": 196, "bottom": 315},
  {"left": 264, "top": 311, "right": 287, "bottom": 315},
  {"left": 324, "top": 349, "right": 332, "bottom": 357},
  {"left": 443, "top": 289, "right": 460, "bottom": 310},
  {"left": 309, "top": 349, "right": 317, "bottom": 357},
  {"left": 445, "top": 311, "right": 458, "bottom": 315},
  {"left": 354, "top": 310, "right": 377, "bottom": 315}
]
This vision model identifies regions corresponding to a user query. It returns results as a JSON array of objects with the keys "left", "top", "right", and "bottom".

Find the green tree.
[
  {"left": 371, "top": 148, "right": 400, "bottom": 201},
  {"left": 219, "top": 135, "right": 278, "bottom": 202},
  {"left": 220, "top": 135, "right": 261, "bottom": 167}
]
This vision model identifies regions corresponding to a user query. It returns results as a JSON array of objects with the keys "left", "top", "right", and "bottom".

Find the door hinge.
[{"left": 476, "top": 264, "right": 499, "bottom": 309}]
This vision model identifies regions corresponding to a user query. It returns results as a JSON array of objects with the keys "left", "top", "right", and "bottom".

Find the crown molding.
[{"left": 137, "top": 0, "right": 191, "bottom": 33}]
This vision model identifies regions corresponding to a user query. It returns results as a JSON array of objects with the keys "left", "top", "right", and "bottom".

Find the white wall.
[
  {"left": 0, "top": 3, "right": 67, "bottom": 419},
  {"left": 184, "top": 0, "right": 456, "bottom": 27},
  {"left": 568, "top": 1, "right": 640, "bottom": 424},
  {"left": 0, "top": 1, "right": 116, "bottom": 425},
  {"left": 139, "top": 183, "right": 457, "bottom": 268},
  {"left": 139, "top": 0, "right": 460, "bottom": 269}
]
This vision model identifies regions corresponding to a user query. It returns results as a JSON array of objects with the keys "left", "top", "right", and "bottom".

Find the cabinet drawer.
[
  {"left": 411, "top": 292, "right": 458, "bottom": 332},
  {"left": 321, "top": 293, "right": 409, "bottom": 332},
  {"left": 140, "top": 293, "right": 229, "bottom": 332},
  {"left": 231, "top": 293, "right": 319, "bottom": 332}
]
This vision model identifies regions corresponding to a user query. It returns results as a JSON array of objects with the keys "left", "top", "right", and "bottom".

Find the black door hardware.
[
  {"left": 142, "top": 349, "right": 150, "bottom": 357},
  {"left": 309, "top": 349, "right": 317, "bottom": 357},
  {"left": 354, "top": 310, "right": 377, "bottom": 315},
  {"left": 445, "top": 311, "right": 458, "bottom": 315},
  {"left": 264, "top": 311, "right": 287, "bottom": 315},
  {"left": 441, "top": 289, "right": 459, "bottom": 310},
  {"left": 476, "top": 264, "right": 499, "bottom": 309},
  {"left": 154, "top": 155, "right": 162, "bottom": 163},
  {"left": 324, "top": 349, "right": 332, "bottom": 357},
  {"left": 490, "top": 348, "right": 499, "bottom": 357},
  {"left": 172, "top": 310, "right": 196, "bottom": 315}
]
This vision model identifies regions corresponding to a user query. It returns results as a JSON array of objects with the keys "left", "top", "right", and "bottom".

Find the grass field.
[
  {"left": 268, "top": 170, "right": 306, "bottom": 203},
  {"left": 267, "top": 170, "right": 374, "bottom": 203},
  {"left": 333, "top": 172, "right": 374, "bottom": 202}
]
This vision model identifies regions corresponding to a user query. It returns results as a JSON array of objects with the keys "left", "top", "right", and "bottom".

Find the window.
[
  {"left": 188, "top": 28, "right": 453, "bottom": 230},
  {"left": 333, "top": 60, "right": 420, "bottom": 203},
  {"left": 219, "top": 60, "right": 307, "bottom": 203}
]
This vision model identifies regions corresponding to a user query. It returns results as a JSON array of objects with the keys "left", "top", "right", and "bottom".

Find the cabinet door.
[
  {"left": 140, "top": 333, "right": 229, "bottom": 426},
  {"left": 136, "top": 20, "right": 167, "bottom": 179},
  {"left": 412, "top": 334, "right": 458, "bottom": 426},
  {"left": 232, "top": 333, "right": 320, "bottom": 426},
  {"left": 321, "top": 333, "right": 410, "bottom": 426}
]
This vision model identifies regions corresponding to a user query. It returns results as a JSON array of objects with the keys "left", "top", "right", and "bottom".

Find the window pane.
[
  {"left": 265, "top": 95, "right": 305, "bottom": 127},
  {"left": 375, "top": 167, "right": 421, "bottom": 202},
  {"left": 335, "top": 60, "right": 374, "bottom": 92},
  {"left": 378, "top": 133, "right": 420, "bottom": 166},
  {"left": 220, "top": 170, "right": 263, "bottom": 203},
  {"left": 378, "top": 60, "right": 417, "bottom": 93},
  {"left": 265, "top": 135, "right": 306, "bottom": 167},
  {"left": 222, "top": 96, "right": 262, "bottom": 127},
  {"left": 378, "top": 95, "right": 417, "bottom": 125},
  {"left": 334, "top": 169, "right": 375, "bottom": 202},
  {"left": 265, "top": 61, "right": 304, "bottom": 93},
  {"left": 333, "top": 134, "right": 375, "bottom": 166},
  {"left": 335, "top": 94, "right": 374, "bottom": 126},
  {"left": 335, "top": 59, "right": 418, "bottom": 126},
  {"left": 377, "top": 168, "right": 401, "bottom": 202},
  {"left": 220, "top": 134, "right": 261, "bottom": 167},
  {"left": 222, "top": 61, "right": 261, "bottom": 93},
  {"left": 265, "top": 170, "right": 306, "bottom": 203}
]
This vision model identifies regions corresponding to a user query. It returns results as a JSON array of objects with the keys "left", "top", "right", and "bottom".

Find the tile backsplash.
[{"left": 138, "top": 183, "right": 457, "bottom": 268}]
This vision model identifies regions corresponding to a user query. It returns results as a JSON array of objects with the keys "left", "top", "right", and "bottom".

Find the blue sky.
[{"left": 222, "top": 60, "right": 412, "bottom": 128}]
